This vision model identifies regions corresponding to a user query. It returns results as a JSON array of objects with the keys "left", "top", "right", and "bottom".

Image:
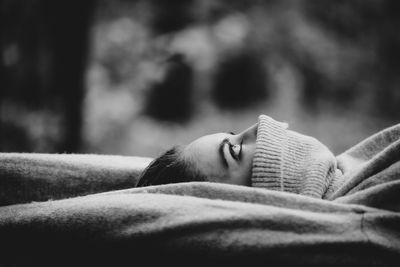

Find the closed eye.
[
  {"left": 219, "top": 138, "right": 230, "bottom": 168},
  {"left": 219, "top": 134, "right": 241, "bottom": 167},
  {"left": 228, "top": 140, "right": 242, "bottom": 161},
  {"left": 228, "top": 143, "right": 238, "bottom": 160}
]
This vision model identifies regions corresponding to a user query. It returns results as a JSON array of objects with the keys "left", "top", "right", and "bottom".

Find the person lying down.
[
  {"left": 1, "top": 115, "right": 399, "bottom": 266},
  {"left": 137, "top": 114, "right": 400, "bottom": 200}
]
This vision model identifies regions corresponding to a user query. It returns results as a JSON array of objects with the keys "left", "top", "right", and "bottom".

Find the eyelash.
[
  {"left": 228, "top": 140, "right": 242, "bottom": 161},
  {"left": 228, "top": 144, "right": 237, "bottom": 160}
]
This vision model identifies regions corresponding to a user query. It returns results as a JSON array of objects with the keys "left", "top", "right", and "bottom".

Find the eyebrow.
[{"left": 219, "top": 138, "right": 230, "bottom": 169}]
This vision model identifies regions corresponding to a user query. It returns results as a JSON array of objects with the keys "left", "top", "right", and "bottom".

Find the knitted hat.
[{"left": 251, "top": 115, "right": 337, "bottom": 198}]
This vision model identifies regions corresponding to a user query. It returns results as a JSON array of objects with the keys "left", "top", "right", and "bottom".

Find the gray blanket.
[
  {"left": 0, "top": 181, "right": 399, "bottom": 266},
  {"left": 1, "top": 122, "right": 400, "bottom": 266}
]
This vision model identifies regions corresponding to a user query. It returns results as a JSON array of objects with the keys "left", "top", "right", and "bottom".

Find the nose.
[{"left": 237, "top": 123, "right": 257, "bottom": 144}]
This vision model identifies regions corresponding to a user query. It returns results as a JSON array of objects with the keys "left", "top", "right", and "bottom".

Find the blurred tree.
[
  {"left": 304, "top": 0, "right": 400, "bottom": 117},
  {"left": 292, "top": 50, "right": 360, "bottom": 112},
  {"left": 43, "top": 0, "right": 95, "bottom": 152},
  {"left": 140, "top": 0, "right": 197, "bottom": 123},
  {"left": 143, "top": 53, "right": 194, "bottom": 123},
  {"left": 212, "top": 49, "right": 268, "bottom": 109},
  {"left": 295, "top": 57, "right": 326, "bottom": 111},
  {"left": 0, "top": 0, "right": 95, "bottom": 152},
  {"left": 148, "top": 0, "right": 195, "bottom": 35}
]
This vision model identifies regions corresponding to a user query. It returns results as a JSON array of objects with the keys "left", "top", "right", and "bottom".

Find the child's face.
[{"left": 182, "top": 123, "right": 258, "bottom": 186}]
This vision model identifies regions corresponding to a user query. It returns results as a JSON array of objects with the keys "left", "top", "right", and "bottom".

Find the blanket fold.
[
  {"left": 326, "top": 123, "right": 400, "bottom": 199},
  {"left": 0, "top": 153, "right": 152, "bottom": 206},
  {"left": 1, "top": 119, "right": 400, "bottom": 267},
  {"left": 1, "top": 182, "right": 399, "bottom": 266}
]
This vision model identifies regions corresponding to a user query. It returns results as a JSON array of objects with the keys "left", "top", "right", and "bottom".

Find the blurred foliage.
[
  {"left": 1, "top": 0, "right": 400, "bottom": 156},
  {"left": 143, "top": 53, "right": 194, "bottom": 122},
  {"left": 305, "top": 0, "right": 400, "bottom": 116},
  {"left": 148, "top": 0, "right": 195, "bottom": 35},
  {"left": 212, "top": 49, "right": 268, "bottom": 109},
  {"left": 0, "top": 0, "right": 94, "bottom": 152}
]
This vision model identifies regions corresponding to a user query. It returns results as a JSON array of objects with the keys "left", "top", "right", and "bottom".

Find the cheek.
[
  {"left": 243, "top": 143, "right": 256, "bottom": 165},
  {"left": 206, "top": 171, "right": 234, "bottom": 185},
  {"left": 243, "top": 145, "right": 256, "bottom": 174},
  {"left": 229, "top": 145, "right": 255, "bottom": 185},
  {"left": 200, "top": 160, "right": 229, "bottom": 183},
  {"left": 230, "top": 162, "right": 252, "bottom": 186}
]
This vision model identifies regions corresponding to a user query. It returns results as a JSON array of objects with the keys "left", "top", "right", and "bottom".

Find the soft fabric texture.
[
  {"left": 1, "top": 120, "right": 400, "bottom": 266},
  {"left": 251, "top": 115, "right": 337, "bottom": 198},
  {"left": 0, "top": 153, "right": 152, "bottom": 206},
  {"left": 0, "top": 182, "right": 399, "bottom": 266},
  {"left": 325, "top": 123, "right": 400, "bottom": 199}
]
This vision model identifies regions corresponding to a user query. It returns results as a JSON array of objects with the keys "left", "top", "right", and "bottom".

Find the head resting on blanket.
[
  {"left": 137, "top": 115, "right": 337, "bottom": 198},
  {"left": 136, "top": 122, "right": 258, "bottom": 187}
]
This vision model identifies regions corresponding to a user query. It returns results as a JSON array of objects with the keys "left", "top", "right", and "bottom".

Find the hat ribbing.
[{"left": 251, "top": 115, "right": 337, "bottom": 198}]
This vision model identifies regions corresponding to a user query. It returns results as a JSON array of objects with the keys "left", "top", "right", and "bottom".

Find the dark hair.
[{"left": 136, "top": 146, "right": 208, "bottom": 187}]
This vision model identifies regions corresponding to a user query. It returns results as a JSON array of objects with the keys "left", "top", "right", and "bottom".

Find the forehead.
[{"left": 183, "top": 133, "right": 227, "bottom": 179}]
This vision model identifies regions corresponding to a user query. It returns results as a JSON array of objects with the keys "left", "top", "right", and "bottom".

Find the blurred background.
[{"left": 1, "top": 0, "right": 400, "bottom": 157}]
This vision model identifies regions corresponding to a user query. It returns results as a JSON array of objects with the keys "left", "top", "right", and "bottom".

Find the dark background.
[{"left": 1, "top": 0, "right": 400, "bottom": 157}]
